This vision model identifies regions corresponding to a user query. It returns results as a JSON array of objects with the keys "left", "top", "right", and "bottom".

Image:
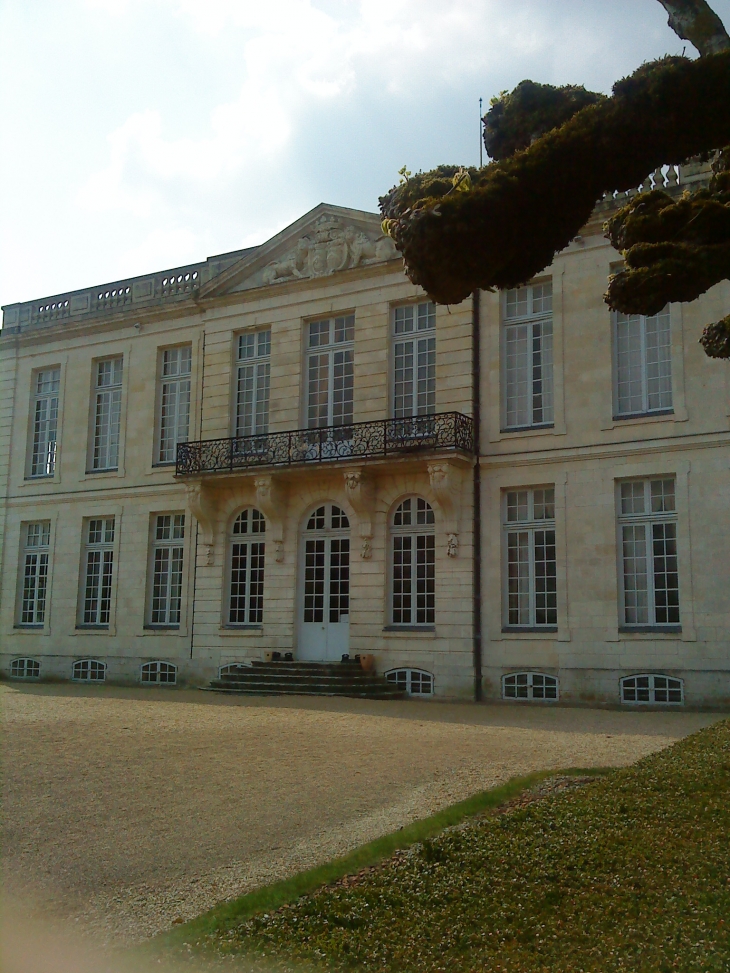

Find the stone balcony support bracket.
[
  {"left": 254, "top": 475, "right": 287, "bottom": 562},
  {"left": 186, "top": 482, "right": 217, "bottom": 565},
  {"left": 428, "top": 461, "right": 463, "bottom": 557},
  {"left": 343, "top": 469, "right": 376, "bottom": 559}
]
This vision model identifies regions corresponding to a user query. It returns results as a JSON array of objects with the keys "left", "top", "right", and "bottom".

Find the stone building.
[{"left": 1, "top": 165, "right": 729, "bottom": 705}]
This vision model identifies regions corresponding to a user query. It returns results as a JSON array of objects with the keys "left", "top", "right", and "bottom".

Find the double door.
[{"left": 298, "top": 504, "right": 350, "bottom": 661}]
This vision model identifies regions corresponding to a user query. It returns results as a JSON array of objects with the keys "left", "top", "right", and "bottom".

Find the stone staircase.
[{"left": 207, "top": 660, "right": 405, "bottom": 699}]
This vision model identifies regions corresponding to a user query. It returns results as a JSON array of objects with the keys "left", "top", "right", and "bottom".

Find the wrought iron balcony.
[{"left": 176, "top": 412, "right": 474, "bottom": 476}]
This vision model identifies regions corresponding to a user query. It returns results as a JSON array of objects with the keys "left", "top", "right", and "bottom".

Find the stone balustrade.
[{"left": 1, "top": 246, "right": 252, "bottom": 334}]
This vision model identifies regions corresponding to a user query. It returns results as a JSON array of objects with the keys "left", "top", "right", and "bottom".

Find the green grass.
[
  {"left": 151, "top": 768, "right": 602, "bottom": 952},
  {"left": 156, "top": 721, "right": 730, "bottom": 972}
]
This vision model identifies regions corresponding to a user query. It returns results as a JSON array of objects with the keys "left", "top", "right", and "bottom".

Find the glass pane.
[
  {"left": 394, "top": 305, "right": 414, "bottom": 335},
  {"left": 392, "top": 535, "right": 412, "bottom": 623},
  {"left": 651, "top": 478, "right": 675, "bottom": 513},
  {"left": 507, "top": 531, "right": 530, "bottom": 625},
  {"left": 506, "top": 491, "right": 528, "bottom": 523},
  {"left": 505, "top": 323, "right": 529, "bottom": 427},
  {"left": 620, "top": 481, "right": 645, "bottom": 516},
  {"left": 505, "top": 288, "right": 528, "bottom": 319},
  {"left": 615, "top": 313, "right": 644, "bottom": 414},
  {"left": 622, "top": 524, "right": 648, "bottom": 624},
  {"left": 534, "top": 529, "right": 557, "bottom": 625},
  {"left": 652, "top": 522, "right": 680, "bottom": 624},
  {"left": 645, "top": 308, "right": 672, "bottom": 411}
]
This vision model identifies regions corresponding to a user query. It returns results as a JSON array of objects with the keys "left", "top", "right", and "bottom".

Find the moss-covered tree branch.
[
  {"left": 605, "top": 152, "right": 730, "bottom": 359},
  {"left": 657, "top": 0, "right": 730, "bottom": 55},
  {"left": 380, "top": 52, "right": 730, "bottom": 306}
]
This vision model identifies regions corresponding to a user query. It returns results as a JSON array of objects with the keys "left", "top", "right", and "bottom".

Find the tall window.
[
  {"left": 149, "top": 514, "right": 185, "bottom": 627},
  {"left": 503, "top": 281, "right": 553, "bottom": 429},
  {"left": 392, "top": 301, "right": 436, "bottom": 418},
  {"left": 618, "top": 478, "right": 679, "bottom": 627},
  {"left": 19, "top": 522, "right": 51, "bottom": 626},
  {"left": 307, "top": 316, "right": 354, "bottom": 428},
  {"left": 236, "top": 330, "right": 271, "bottom": 436},
  {"left": 503, "top": 487, "right": 557, "bottom": 628},
  {"left": 80, "top": 518, "right": 115, "bottom": 626},
  {"left": 157, "top": 346, "right": 191, "bottom": 463},
  {"left": 228, "top": 509, "right": 266, "bottom": 625},
  {"left": 391, "top": 497, "right": 435, "bottom": 625},
  {"left": 614, "top": 308, "right": 672, "bottom": 416},
  {"left": 92, "top": 358, "right": 123, "bottom": 470},
  {"left": 30, "top": 367, "right": 60, "bottom": 477}
]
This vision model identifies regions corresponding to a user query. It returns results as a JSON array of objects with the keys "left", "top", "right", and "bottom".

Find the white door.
[{"left": 298, "top": 504, "right": 350, "bottom": 661}]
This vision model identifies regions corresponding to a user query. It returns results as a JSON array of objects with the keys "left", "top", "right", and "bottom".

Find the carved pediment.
[
  {"left": 260, "top": 215, "right": 397, "bottom": 287},
  {"left": 200, "top": 205, "right": 400, "bottom": 298}
]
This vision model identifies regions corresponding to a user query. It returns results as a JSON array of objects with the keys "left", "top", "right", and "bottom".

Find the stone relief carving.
[
  {"left": 185, "top": 482, "right": 216, "bottom": 564},
  {"left": 262, "top": 216, "right": 398, "bottom": 286},
  {"left": 254, "top": 475, "right": 287, "bottom": 561},
  {"left": 343, "top": 469, "right": 376, "bottom": 558},
  {"left": 428, "top": 461, "right": 463, "bottom": 557}
]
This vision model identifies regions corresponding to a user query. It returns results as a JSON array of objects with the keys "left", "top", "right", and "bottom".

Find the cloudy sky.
[{"left": 2, "top": 0, "right": 729, "bottom": 309}]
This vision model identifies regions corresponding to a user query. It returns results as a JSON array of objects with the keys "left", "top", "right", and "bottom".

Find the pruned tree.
[{"left": 379, "top": 0, "right": 730, "bottom": 357}]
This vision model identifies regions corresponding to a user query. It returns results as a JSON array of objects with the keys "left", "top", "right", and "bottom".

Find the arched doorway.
[{"left": 298, "top": 503, "right": 350, "bottom": 661}]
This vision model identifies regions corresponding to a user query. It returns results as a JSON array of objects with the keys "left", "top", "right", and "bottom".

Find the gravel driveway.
[{"left": 1, "top": 683, "right": 720, "bottom": 946}]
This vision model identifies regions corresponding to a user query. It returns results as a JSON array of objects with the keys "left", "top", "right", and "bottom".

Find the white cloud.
[
  {"left": 76, "top": 0, "right": 562, "bottom": 223},
  {"left": 6, "top": 0, "right": 719, "bottom": 305}
]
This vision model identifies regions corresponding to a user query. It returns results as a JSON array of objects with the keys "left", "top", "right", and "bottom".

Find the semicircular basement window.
[
  {"left": 141, "top": 661, "right": 177, "bottom": 685},
  {"left": 10, "top": 658, "right": 41, "bottom": 680},
  {"left": 621, "top": 673, "right": 683, "bottom": 704},
  {"left": 72, "top": 659, "right": 106, "bottom": 682},
  {"left": 385, "top": 668, "right": 434, "bottom": 696},
  {"left": 502, "top": 671, "right": 558, "bottom": 701}
]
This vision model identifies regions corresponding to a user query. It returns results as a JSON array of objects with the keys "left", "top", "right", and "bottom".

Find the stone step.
[
  {"left": 211, "top": 677, "right": 402, "bottom": 693},
  {"left": 217, "top": 672, "right": 385, "bottom": 685},
  {"left": 221, "top": 662, "right": 368, "bottom": 678},
  {"left": 207, "top": 660, "right": 404, "bottom": 698},
  {"left": 204, "top": 686, "right": 404, "bottom": 699}
]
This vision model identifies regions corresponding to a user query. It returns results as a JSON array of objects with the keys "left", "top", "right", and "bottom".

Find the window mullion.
[
  {"left": 243, "top": 540, "right": 251, "bottom": 623},
  {"left": 640, "top": 316, "right": 648, "bottom": 414},
  {"left": 528, "top": 527, "right": 536, "bottom": 626},
  {"left": 529, "top": 323, "right": 537, "bottom": 426}
]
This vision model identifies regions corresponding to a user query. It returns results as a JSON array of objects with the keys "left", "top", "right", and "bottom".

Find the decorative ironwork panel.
[{"left": 176, "top": 412, "right": 474, "bottom": 475}]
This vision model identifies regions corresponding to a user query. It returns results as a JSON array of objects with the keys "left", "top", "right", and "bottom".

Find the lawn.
[{"left": 158, "top": 720, "right": 730, "bottom": 972}]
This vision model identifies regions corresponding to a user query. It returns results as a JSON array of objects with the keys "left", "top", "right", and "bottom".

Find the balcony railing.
[{"left": 176, "top": 412, "right": 474, "bottom": 476}]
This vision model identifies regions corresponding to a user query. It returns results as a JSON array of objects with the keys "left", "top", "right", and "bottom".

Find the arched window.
[
  {"left": 228, "top": 509, "right": 265, "bottom": 625},
  {"left": 219, "top": 663, "right": 251, "bottom": 678},
  {"left": 502, "top": 671, "right": 558, "bottom": 701},
  {"left": 303, "top": 504, "right": 350, "bottom": 624},
  {"left": 385, "top": 668, "right": 434, "bottom": 696},
  {"left": 141, "top": 661, "right": 177, "bottom": 685},
  {"left": 390, "top": 497, "right": 435, "bottom": 626},
  {"left": 10, "top": 658, "right": 40, "bottom": 680},
  {"left": 72, "top": 659, "right": 106, "bottom": 682},
  {"left": 621, "top": 673, "right": 683, "bottom": 704}
]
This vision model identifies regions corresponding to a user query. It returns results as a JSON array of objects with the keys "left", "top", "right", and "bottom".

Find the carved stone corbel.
[
  {"left": 428, "top": 461, "right": 462, "bottom": 557},
  {"left": 343, "top": 469, "right": 376, "bottom": 558},
  {"left": 186, "top": 481, "right": 217, "bottom": 565},
  {"left": 254, "top": 475, "right": 287, "bottom": 562}
]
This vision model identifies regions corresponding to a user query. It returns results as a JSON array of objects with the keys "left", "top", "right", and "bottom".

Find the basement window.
[
  {"left": 503, "top": 671, "right": 558, "bottom": 701},
  {"left": 73, "top": 659, "right": 106, "bottom": 682},
  {"left": 621, "top": 673, "right": 683, "bottom": 704},
  {"left": 141, "top": 661, "right": 177, "bottom": 685},
  {"left": 10, "top": 658, "right": 41, "bottom": 680},
  {"left": 385, "top": 668, "right": 434, "bottom": 696}
]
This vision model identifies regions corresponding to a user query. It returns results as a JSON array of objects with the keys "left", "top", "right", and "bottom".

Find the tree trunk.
[{"left": 657, "top": 0, "right": 730, "bottom": 55}]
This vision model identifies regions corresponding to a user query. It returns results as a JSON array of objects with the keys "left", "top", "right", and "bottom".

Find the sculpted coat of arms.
[{"left": 262, "top": 216, "right": 397, "bottom": 286}]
